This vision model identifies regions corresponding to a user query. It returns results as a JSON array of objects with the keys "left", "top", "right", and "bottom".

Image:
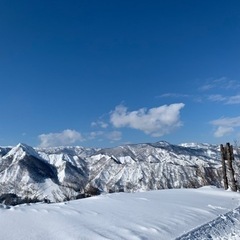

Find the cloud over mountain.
[
  {"left": 211, "top": 116, "right": 240, "bottom": 137},
  {"left": 38, "top": 129, "right": 84, "bottom": 147},
  {"left": 110, "top": 103, "right": 185, "bottom": 137}
]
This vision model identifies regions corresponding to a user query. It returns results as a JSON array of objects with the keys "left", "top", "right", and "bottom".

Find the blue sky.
[{"left": 0, "top": 0, "right": 240, "bottom": 148}]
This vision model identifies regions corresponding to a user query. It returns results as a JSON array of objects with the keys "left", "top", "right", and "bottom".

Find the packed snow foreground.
[{"left": 1, "top": 186, "right": 240, "bottom": 240}]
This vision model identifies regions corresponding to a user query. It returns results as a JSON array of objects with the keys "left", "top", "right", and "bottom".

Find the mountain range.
[{"left": 0, "top": 141, "right": 238, "bottom": 202}]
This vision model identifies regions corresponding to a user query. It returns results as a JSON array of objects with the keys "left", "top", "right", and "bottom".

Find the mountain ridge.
[{"left": 0, "top": 141, "right": 237, "bottom": 202}]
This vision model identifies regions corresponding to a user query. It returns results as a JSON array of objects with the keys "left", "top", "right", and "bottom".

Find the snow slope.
[{"left": 1, "top": 186, "right": 240, "bottom": 240}]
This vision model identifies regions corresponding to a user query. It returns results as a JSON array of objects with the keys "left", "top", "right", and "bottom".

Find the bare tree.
[
  {"left": 84, "top": 185, "right": 101, "bottom": 197},
  {"left": 0, "top": 180, "right": 22, "bottom": 195},
  {"left": 52, "top": 184, "right": 79, "bottom": 202},
  {"left": 51, "top": 189, "right": 62, "bottom": 203},
  {"left": 22, "top": 184, "right": 43, "bottom": 202}
]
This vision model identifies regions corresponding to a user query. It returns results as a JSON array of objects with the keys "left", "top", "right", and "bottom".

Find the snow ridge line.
[{"left": 175, "top": 206, "right": 240, "bottom": 240}]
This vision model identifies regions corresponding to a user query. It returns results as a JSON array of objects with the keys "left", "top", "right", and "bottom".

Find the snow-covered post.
[{"left": 220, "top": 144, "right": 228, "bottom": 190}]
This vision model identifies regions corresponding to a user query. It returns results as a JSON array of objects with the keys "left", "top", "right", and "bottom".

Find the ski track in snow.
[{"left": 176, "top": 206, "right": 240, "bottom": 240}]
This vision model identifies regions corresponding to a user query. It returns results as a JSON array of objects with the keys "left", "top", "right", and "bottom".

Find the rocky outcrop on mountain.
[{"left": 88, "top": 142, "right": 223, "bottom": 193}]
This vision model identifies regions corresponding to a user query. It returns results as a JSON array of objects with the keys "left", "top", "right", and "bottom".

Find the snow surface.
[{"left": 1, "top": 186, "right": 240, "bottom": 240}]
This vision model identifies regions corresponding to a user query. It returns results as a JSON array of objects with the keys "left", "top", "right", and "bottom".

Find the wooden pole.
[
  {"left": 220, "top": 144, "right": 228, "bottom": 190},
  {"left": 226, "top": 143, "right": 237, "bottom": 192}
]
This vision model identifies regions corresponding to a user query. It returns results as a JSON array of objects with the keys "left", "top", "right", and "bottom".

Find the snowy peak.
[
  {"left": 4, "top": 143, "right": 40, "bottom": 161},
  {"left": 151, "top": 141, "right": 172, "bottom": 147},
  {"left": 0, "top": 143, "right": 58, "bottom": 191}
]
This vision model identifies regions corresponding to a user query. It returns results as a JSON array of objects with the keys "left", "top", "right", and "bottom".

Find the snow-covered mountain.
[{"left": 0, "top": 141, "right": 236, "bottom": 201}]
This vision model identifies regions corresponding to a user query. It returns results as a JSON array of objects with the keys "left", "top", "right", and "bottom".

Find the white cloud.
[
  {"left": 88, "top": 130, "right": 121, "bottom": 142},
  {"left": 211, "top": 116, "right": 240, "bottom": 127},
  {"left": 227, "top": 95, "right": 240, "bottom": 104},
  {"left": 110, "top": 103, "right": 185, "bottom": 137},
  {"left": 213, "top": 126, "right": 234, "bottom": 137},
  {"left": 157, "top": 93, "right": 189, "bottom": 98},
  {"left": 91, "top": 120, "right": 108, "bottom": 128},
  {"left": 38, "top": 129, "right": 84, "bottom": 147},
  {"left": 106, "top": 131, "right": 122, "bottom": 141},
  {"left": 200, "top": 84, "right": 215, "bottom": 91},
  {"left": 200, "top": 77, "right": 240, "bottom": 91},
  {"left": 208, "top": 94, "right": 240, "bottom": 104},
  {"left": 89, "top": 131, "right": 104, "bottom": 140},
  {"left": 210, "top": 116, "right": 240, "bottom": 138},
  {"left": 208, "top": 94, "right": 226, "bottom": 102}
]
